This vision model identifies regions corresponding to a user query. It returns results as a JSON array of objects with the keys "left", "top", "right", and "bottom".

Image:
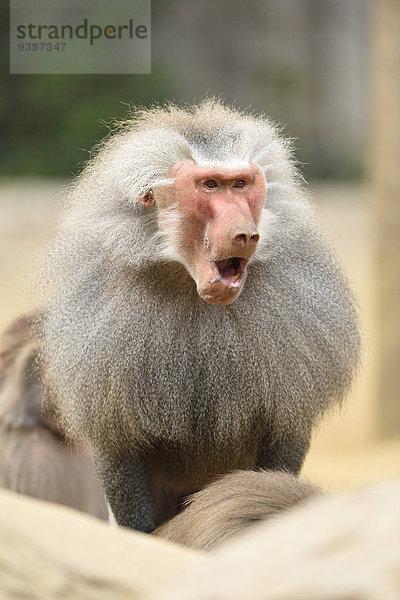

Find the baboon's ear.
[{"left": 139, "top": 189, "right": 155, "bottom": 207}]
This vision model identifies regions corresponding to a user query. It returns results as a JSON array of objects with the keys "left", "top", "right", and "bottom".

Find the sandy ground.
[{"left": 0, "top": 178, "right": 399, "bottom": 492}]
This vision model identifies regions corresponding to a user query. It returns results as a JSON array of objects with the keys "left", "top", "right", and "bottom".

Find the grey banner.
[{"left": 10, "top": 0, "right": 151, "bottom": 74}]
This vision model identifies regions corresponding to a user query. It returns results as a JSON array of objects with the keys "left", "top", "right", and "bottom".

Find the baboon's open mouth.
[{"left": 215, "top": 257, "right": 248, "bottom": 288}]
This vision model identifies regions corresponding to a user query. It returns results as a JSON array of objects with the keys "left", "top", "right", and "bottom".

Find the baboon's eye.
[
  {"left": 234, "top": 179, "right": 246, "bottom": 188},
  {"left": 204, "top": 179, "right": 219, "bottom": 189}
]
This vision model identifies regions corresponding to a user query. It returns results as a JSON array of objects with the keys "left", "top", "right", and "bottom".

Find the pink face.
[{"left": 141, "top": 160, "right": 266, "bottom": 305}]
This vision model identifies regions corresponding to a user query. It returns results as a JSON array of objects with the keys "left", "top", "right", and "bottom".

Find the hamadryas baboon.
[{"left": 39, "top": 100, "right": 360, "bottom": 532}]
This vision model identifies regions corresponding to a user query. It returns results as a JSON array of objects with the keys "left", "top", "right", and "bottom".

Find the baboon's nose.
[{"left": 233, "top": 228, "right": 260, "bottom": 246}]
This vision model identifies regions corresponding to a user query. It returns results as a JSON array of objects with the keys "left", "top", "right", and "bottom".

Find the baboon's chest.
[{"left": 128, "top": 319, "right": 270, "bottom": 444}]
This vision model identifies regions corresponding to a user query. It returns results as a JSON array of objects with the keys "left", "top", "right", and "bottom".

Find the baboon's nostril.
[
  {"left": 234, "top": 233, "right": 248, "bottom": 245},
  {"left": 234, "top": 232, "right": 259, "bottom": 245}
]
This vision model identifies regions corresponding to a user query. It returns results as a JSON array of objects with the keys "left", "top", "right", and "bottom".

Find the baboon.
[
  {"left": 39, "top": 100, "right": 360, "bottom": 532},
  {"left": 155, "top": 469, "right": 322, "bottom": 551},
  {"left": 0, "top": 314, "right": 107, "bottom": 519}
]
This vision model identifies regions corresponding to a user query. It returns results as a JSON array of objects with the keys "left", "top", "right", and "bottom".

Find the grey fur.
[
  {"left": 38, "top": 100, "right": 360, "bottom": 531},
  {"left": 155, "top": 469, "right": 322, "bottom": 551}
]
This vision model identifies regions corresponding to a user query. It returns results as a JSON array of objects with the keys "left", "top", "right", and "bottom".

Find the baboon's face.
[{"left": 141, "top": 160, "right": 265, "bottom": 305}]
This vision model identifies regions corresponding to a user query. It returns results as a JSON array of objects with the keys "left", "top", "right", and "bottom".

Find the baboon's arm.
[
  {"left": 256, "top": 432, "right": 312, "bottom": 475},
  {"left": 93, "top": 450, "right": 155, "bottom": 532}
]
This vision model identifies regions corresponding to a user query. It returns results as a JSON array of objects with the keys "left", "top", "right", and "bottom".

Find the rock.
[
  {"left": 2, "top": 479, "right": 398, "bottom": 600},
  {"left": 159, "top": 480, "right": 400, "bottom": 600},
  {"left": 0, "top": 488, "right": 200, "bottom": 599}
]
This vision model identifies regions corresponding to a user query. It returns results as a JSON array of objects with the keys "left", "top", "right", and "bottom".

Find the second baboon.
[
  {"left": 39, "top": 100, "right": 360, "bottom": 532},
  {"left": 0, "top": 314, "right": 107, "bottom": 519},
  {"left": 155, "top": 469, "right": 322, "bottom": 551}
]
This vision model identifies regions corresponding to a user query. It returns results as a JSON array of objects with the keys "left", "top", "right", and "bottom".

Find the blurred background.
[{"left": 0, "top": 0, "right": 399, "bottom": 493}]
